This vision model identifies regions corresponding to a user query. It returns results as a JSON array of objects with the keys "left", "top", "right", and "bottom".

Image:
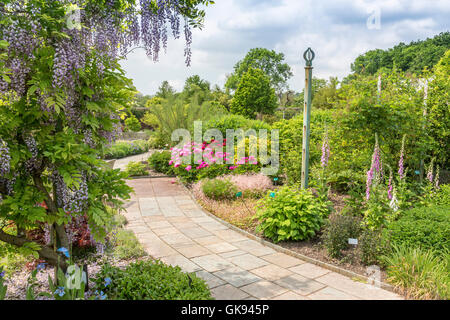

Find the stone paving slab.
[{"left": 122, "top": 177, "right": 403, "bottom": 300}]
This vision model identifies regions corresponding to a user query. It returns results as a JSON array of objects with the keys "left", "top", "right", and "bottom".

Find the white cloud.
[{"left": 121, "top": 0, "right": 450, "bottom": 95}]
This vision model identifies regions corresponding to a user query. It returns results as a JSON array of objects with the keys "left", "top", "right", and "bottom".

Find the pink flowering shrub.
[{"left": 169, "top": 139, "right": 260, "bottom": 183}]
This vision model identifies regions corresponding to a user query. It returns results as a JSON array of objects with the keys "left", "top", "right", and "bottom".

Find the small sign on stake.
[{"left": 348, "top": 238, "right": 358, "bottom": 246}]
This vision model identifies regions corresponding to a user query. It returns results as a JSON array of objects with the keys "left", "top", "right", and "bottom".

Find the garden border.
[{"left": 178, "top": 178, "right": 398, "bottom": 294}]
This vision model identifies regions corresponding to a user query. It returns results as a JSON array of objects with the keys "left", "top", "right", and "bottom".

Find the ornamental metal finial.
[{"left": 303, "top": 47, "right": 315, "bottom": 67}]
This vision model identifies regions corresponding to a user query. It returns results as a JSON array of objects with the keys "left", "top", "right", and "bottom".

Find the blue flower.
[
  {"left": 36, "top": 263, "right": 47, "bottom": 272},
  {"left": 54, "top": 286, "right": 65, "bottom": 297},
  {"left": 0, "top": 271, "right": 5, "bottom": 278},
  {"left": 415, "top": 170, "right": 420, "bottom": 175},
  {"left": 104, "top": 277, "right": 112, "bottom": 287},
  {"left": 95, "top": 290, "right": 107, "bottom": 300},
  {"left": 57, "top": 247, "right": 70, "bottom": 258},
  {"left": 235, "top": 192, "right": 243, "bottom": 198},
  {"left": 270, "top": 192, "right": 276, "bottom": 198}
]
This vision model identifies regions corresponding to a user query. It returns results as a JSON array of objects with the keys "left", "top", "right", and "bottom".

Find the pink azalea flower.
[
  {"left": 185, "top": 165, "right": 192, "bottom": 171},
  {"left": 169, "top": 160, "right": 174, "bottom": 165}
]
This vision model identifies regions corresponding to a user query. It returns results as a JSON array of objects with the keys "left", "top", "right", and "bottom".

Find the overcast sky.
[{"left": 120, "top": 0, "right": 450, "bottom": 96}]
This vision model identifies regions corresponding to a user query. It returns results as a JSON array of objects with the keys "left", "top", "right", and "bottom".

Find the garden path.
[
  {"left": 113, "top": 151, "right": 154, "bottom": 171},
  {"left": 123, "top": 177, "right": 403, "bottom": 300}
]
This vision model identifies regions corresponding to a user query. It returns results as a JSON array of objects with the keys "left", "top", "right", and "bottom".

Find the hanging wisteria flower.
[{"left": 0, "top": 139, "right": 11, "bottom": 177}]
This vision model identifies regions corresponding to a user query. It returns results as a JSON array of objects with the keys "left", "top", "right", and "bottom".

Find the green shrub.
[
  {"left": 359, "top": 228, "right": 389, "bottom": 265},
  {"left": 321, "top": 215, "right": 362, "bottom": 259},
  {"left": 385, "top": 205, "right": 450, "bottom": 256},
  {"left": 124, "top": 115, "right": 141, "bottom": 132},
  {"left": 104, "top": 140, "right": 149, "bottom": 160},
  {"left": 148, "top": 151, "right": 175, "bottom": 175},
  {"left": 202, "top": 114, "right": 271, "bottom": 137},
  {"left": 125, "top": 161, "right": 148, "bottom": 177},
  {"left": 381, "top": 245, "right": 449, "bottom": 300},
  {"left": 111, "top": 229, "right": 146, "bottom": 260},
  {"left": 93, "top": 260, "right": 212, "bottom": 300},
  {"left": 256, "top": 186, "right": 331, "bottom": 243},
  {"left": 202, "top": 179, "right": 238, "bottom": 200}
]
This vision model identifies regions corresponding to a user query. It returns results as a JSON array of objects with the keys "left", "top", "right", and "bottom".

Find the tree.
[
  {"left": 225, "top": 48, "right": 293, "bottom": 98},
  {"left": 350, "top": 32, "right": 450, "bottom": 76},
  {"left": 156, "top": 81, "right": 176, "bottom": 99},
  {"left": 230, "top": 68, "right": 277, "bottom": 119},
  {"left": 312, "top": 77, "right": 339, "bottom": 109},
  {"left": 182, "top": 75, "right": 211, "bottom": 104},
  {"left": 0, "top": 0, "right": 212, "bottom": 269}
]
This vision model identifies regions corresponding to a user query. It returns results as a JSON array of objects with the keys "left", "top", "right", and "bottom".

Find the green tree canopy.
[
  {"left": 156, "top": 80, "right": 176, "bottom": 99},
  {"left": 230, "top": 67, "right": 277, "bottom": 119},
  {"left": 350, "top": 32, "right": 450, "bottom": 76},
  {"left": 225, "top": 48, "right": 293, "bottom": 96},
  {"left": 182, "top": 75, "right": 211, "bottom": 104}
]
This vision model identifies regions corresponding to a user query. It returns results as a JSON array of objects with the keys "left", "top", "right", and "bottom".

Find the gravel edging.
[{"left": 179, "top": 178, "right": 398, "bottom": 294}]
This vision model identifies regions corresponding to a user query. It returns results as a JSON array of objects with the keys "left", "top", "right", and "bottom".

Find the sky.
[{"left": 120, "top": 0, "right": 450, "bottom": 96}]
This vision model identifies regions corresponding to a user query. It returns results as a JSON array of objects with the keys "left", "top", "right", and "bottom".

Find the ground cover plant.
[{"left": 104, "top": 140, "right": 149, "bottom": 160}]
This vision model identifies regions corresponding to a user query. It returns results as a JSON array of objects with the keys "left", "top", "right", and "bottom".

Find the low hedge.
[
  {"left": 104, "top": 140, "right": 149, "bottom": 160},
  {"left": 93, "top": 260, "right": 212, "bottom": 300},
  {"left": 385, "top": 204, "right": 450, "bottom": 256}
]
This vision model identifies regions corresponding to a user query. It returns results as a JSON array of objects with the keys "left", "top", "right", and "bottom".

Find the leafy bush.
[
  {"left": 148, "top": 151, "right": 175, "bottom": 175},
  {"left": 93, "top": 260, "right": 212, "bottom": 300},
  {"left": 202, "top": 114, "right": 271, "bottom": 137},
  {"left": 256, "top": 186, "right": 331, "bottom": 243},
  {"left": 142, "top": 112, "right": 160, "bottom": 130},
  {"left": 321, "top": 215, "right": 362, "bottom": 259},
  {"left": 111, "top": 229, "right": 147, "bottom": 260},
  {"left": 124, "top": 115, "right": 141, "bottom": 132},
  {"left": 104, "top": 140, "right": 149, "bottom": 160},
  {"left": 359, "top": 228, "right": 389, "bottom": 265},
  {"left": 381, "top": 245, "right": 449, "bottom": 300},
  {"left": 201, "top": 178, "right": 237, "bottom": 200},
  {"left": 125, "top": 161, "right": 148, "bottom": 177},
  {"left": 385, "top": 205, "right": 450, "bottom": 256}
]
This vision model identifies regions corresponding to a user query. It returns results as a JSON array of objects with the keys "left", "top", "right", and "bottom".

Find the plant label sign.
[{"left": 348, "top": 238, "right": 358, "bottom": 245}]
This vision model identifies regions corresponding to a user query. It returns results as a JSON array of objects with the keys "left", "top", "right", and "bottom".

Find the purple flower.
[
  {"left": 0, "top": 271, "right": 5, "bottom": 278},
  {"left": 321, "top": 133, "right": 331, "bottom": 169},
  {"left": 387, "top": 176, "right": 393, "bottom": 200}
]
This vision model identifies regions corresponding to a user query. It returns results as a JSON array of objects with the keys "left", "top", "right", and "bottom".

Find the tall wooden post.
[{"left": 301, "top": 48, "right": 315, "bottom": 189}]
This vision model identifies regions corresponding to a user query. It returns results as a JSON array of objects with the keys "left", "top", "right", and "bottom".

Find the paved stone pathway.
[
  {"left": 123, "top": 177, "right": 403, "bottom": 300},
  {"left": 113, "top": 151, "right": 154, "bottom": 171}
]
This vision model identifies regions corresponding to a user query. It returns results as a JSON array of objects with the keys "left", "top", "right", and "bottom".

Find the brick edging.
[{"left": 179, "top": 179, "right": 397, "bottom": 294}]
